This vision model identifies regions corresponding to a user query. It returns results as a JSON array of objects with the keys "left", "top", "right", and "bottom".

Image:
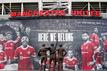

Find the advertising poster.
[{"left": 0, "top": 0, "right": 107, "bottom": 71}]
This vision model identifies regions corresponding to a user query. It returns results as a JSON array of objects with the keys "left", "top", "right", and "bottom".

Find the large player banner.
[{"left": 0, "top": 18, "right": 107, "bottom": 70}]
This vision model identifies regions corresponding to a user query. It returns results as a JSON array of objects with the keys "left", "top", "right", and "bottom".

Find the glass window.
[
  {"left": 23, "top": 3, "right": 38, "bottom": 11},
  {"left": 43, "top": 2, "right": 68, "bottom": 14},
  {"left": 72, "top": 2, "right": 88, "bottom": 10},
  {"left": 90, "top": 2, "right": 99, "bottom": 11},
  {"left": 101, "top": 2, "right": 107, "bottom": 13},
  {"left": 4, "top": 3, "right": 10, "bottom": 14},
  {"left": 11, "top": 3, "right": 21, "bottom": 12}
]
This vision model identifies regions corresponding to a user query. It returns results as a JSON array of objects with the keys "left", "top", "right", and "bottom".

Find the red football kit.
[
  {"left": 90, "top": 33, "right": 102, "bottom": 65},
  {"left": 4, "top": 36, "right": 20, "bottom": 61},
  {"left": 14, "top": 45, "right": 36, "bottom": 71},
  {"left": 81, "top": 41, "right": 95, "bottom": 71},
  {"left": 0, "top": 51, "right": 6, "bottom": 69},
  {"left": 64, "top": 56, "right": 78, "bottom": 69},
  {"left": 94, "top": 51, "right": 102, "bottom": 64},
  {"left": 90, "top": 33, "right": 99, "bottom": 48}
]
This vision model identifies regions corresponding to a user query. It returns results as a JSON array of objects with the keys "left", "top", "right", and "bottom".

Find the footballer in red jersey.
[
  {"left": 90, "top": 28, "right": 100, "bottom": 50},
  {"left": 94, "top": 47, "right": 103, "bottom": 70},
  {"left": 0, "top": 44, "right": 7, "bottom": 69},
  {"left": 81, "top": 33, "right": 96, "bottom": 71},
  {"left": 14, "top": 36, "right": 36, "bottom": 71},
  {"left": 63, "top": 50, "right": 78, "bottom": 71},
  {"left": 4, "top": 31, "right": 20, "bottom": 63},
  {"left": 89, "top": 28, "right": 103, "bottom": 70}
]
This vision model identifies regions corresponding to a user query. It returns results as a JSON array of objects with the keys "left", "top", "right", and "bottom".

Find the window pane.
[
  {"left": 4, "top": 3, "right": 10, "bottom": 14},
  {"left": 72, "top": 2, "right": 88, "bottom": 10},
  {"left": 11, "top": 3, "right": 21, "bottom": 12},
  {"left": 90, "top": 2, "right": 99, "bottom": 11},
  {"left": 23, "top": 3, "right": 38, "bottom": 11},
  {"left": 101, "top": 2, "right": 107, "bottom": 13}
]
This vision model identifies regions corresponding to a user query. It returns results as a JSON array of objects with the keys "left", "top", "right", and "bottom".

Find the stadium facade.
[
  {"left": 0, "top": 0, "right": 107, "bottom": 19},
  {"left": 1, "top": 0, "right": 107, "bottom": 71}
]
